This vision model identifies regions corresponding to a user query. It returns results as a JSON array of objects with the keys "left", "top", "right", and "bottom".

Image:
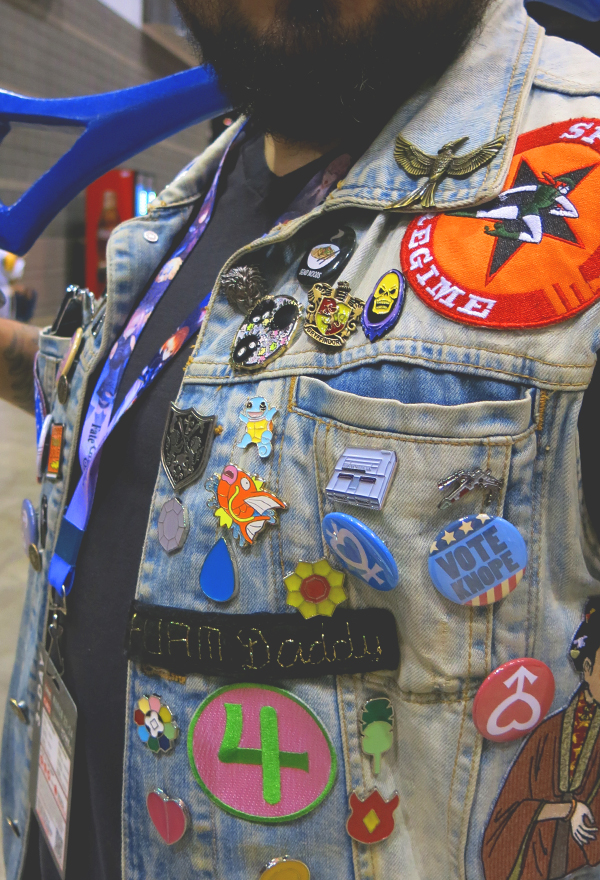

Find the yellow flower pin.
[{"left": 284, "top": 558, "right": 347, "bottom": 619}]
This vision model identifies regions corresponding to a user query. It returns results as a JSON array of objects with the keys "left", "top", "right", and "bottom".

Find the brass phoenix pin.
[{"left": 393, "top": 134, "right": 505, "bottom": 208}]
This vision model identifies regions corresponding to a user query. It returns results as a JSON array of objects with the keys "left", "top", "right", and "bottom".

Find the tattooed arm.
[{"left": 0, "top": 318, "right": 40, "bottom": 414}]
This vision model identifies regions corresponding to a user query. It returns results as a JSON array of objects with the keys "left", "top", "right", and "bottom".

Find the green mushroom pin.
[{"left": 360, "top": 697, "right": 394, "bottom": 775}]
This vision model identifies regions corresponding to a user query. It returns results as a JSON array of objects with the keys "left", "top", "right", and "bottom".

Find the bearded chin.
[{"left": 175, "top": 0, "right": 491, "bottom": 146}]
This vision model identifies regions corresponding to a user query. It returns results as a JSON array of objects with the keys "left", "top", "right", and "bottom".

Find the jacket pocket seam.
[{"left": 289, "top": 405, "right": 536, "bottom": 446}]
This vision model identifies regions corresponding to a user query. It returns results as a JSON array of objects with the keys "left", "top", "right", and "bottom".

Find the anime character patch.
[
  {"left": 401, "top": 119, "right": 600, "bottom": 328},
  {"left": 482, "top": 597, "right": 600, "bottom": 880}
]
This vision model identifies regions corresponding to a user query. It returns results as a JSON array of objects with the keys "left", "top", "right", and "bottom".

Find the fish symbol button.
[
  {"left": 428, "top": 514, "right": 527, "bottom": 606},
  {"left": 205, "top": 464, "right": 287, "bottom": 546},
  {"left": 322, "top": 512, "right": 398, "bottom": 591}
]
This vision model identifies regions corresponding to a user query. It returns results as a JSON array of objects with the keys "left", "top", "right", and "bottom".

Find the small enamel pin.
[
  {"left": 161, "top": 404, "right": 216, "bottom": 493},
  {"left": 157, "top": 404, "right": 217, "bottom": 553},
  {"left": 284, "top": 559, "right": 347, "bottom": 619},
  {"left": 393, "top": 134, "right": 505, "bottom": 208},
  {"left": 346, "top": 790, "right": 400, "bottom": 844},
  {"left": 362, "top": 271, "right": 405, "bottom": 341},
  {"left": 326, "top": 447, "right": 397, "bottom": 510},
  {"left": 220, "top": 265, "right": 266, "bottom": 313},
  {"left": 157, "top": 498, "right": 189, "bottom": 553},
  {"left": 304, "top": 281, "right": 363, "bottom": 348},
  {"left": 238, "top": 396, "right": 277, "bottom": 458},
  {"left": 437, "top": 467, "right": 502, "bottom": 509},
  {"left": 231, "top": 295, "right": 301, "bottom": 371},
  {"left": 360, "top": 698, "right": 394, "bottom": 775},
  {"left": 134, "top": 694, "right": 178, "bottom": 754},
  {"left": 199, "top": 538, "right": 238, "bottom": 603},
  {"left": 45, "top": 423, "right": 64, "bottom": 481},
  {"left": 206, "top": 464, "right": 287, "bottom": 546},
  {"left": 260, "top": 856, "right": 311, "bottom": 880},
  {"left": 146, "top": 789, "right": 190, "bottom": 845}
]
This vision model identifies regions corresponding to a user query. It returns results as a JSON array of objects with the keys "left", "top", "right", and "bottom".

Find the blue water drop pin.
[{"left": 200, "top": 538, "right": 238, "bottom": 603}]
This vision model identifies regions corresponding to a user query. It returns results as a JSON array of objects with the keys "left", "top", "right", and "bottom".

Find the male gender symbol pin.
[{"left": 472, "top": 658, "right": 555, "bottom": 742}]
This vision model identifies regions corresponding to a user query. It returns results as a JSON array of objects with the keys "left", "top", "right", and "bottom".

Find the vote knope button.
[
  {"left": 473, "top": 657, "right": 555, "bottom": 742},
  {"left": 428, "top": 514, "right": 527, "bottom": 606}
]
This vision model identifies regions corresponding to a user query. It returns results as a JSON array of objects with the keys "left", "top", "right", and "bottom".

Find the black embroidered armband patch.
[{"left": 126, "top": 602, "right": 400, "bottom": 680}]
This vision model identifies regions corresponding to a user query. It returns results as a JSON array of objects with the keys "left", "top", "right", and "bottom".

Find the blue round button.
[
  {"left": 322, "top": 512, "right": 398, "bottom": 591},
  {"left": 21, "top": 499, "right": 38, "bottom": 556},
  {"left": 428, "top": 514, "right": 527, "bottom": 606}
]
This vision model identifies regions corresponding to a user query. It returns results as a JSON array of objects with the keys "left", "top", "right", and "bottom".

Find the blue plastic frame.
[{"left": 0, "top": 65, "right": 230, "bottom": 255}]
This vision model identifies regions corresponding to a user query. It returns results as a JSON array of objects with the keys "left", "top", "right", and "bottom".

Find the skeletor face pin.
[
  {"left": 361, "top": 270, "right": 405, "bottom": 341},
  {"left": 231, "top": 295, "right": 300, "bottom": 372}
]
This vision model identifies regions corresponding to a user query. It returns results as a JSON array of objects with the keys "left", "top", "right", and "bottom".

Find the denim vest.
[{"left": 4, "top": 1, "right": 600, "bottom": 878}]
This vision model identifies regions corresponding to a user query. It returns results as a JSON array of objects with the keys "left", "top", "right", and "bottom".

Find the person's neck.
[{"left": 264, "top": 133, "right": 340, "bottom": 177}]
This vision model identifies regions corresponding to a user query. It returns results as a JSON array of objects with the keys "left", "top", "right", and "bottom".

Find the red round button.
[{"left": 473, "top": 657, "right": 555, "bottom": 742}]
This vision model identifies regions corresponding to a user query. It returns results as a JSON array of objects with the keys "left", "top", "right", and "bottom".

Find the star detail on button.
[
  {"left": 459, "top": 520, "right": 474, "bottom": 534},
  {"left": 442, "top": 530, "right": 456, "bottom": 544},
  {"left": 430, "top": 541, "right": 438, "bottom": 553},
  {"left": 476, "top": 513, "right": 491, "bottom": 523},
  {"left": 284, "top": 559, "right": 347, "bottom": 619}
]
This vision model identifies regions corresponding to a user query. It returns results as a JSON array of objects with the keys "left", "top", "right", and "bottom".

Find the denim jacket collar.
[{"left": 155, "top": 0, "right": 544, "bottom": 214}]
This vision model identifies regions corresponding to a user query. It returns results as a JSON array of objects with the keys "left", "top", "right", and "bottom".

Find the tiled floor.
[{"left": 0, "top": 400, "right": 39, "bottom": 880}]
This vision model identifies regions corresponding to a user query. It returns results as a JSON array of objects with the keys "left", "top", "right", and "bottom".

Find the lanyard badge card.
[{"left": 29, "top": 644, "right": 77, "bottom": 879}]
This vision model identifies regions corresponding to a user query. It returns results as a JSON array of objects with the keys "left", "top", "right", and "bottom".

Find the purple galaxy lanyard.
[{"left": 48, "top": 135, "right": 352, "bottom": 596}]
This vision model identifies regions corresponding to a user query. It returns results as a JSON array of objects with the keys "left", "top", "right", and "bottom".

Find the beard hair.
[{"left": 175, "top": 0, "right": 491, "bottom": 146}]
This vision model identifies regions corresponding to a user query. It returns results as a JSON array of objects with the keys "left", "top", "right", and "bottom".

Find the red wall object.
[{"left": 85, "top": 169, "right": 135, "bottom": 296}]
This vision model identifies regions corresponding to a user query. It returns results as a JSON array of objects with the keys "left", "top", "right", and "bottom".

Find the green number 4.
[{"left": 219, "top": 703, "right": 309, "bottom": 805}]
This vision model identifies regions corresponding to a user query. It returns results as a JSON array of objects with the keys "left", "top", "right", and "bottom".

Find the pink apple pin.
[{"left": 146, "top": 789, "right": 190, "bottom": 844}]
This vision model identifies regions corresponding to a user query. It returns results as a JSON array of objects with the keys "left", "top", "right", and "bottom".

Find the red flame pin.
[{"left": 346, "top": 789, "right": 400, "bottom": 844}]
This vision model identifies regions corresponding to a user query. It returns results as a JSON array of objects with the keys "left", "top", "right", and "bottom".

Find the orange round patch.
[{"left": 401, "top": 119, "right": 600, "bottom": 328}]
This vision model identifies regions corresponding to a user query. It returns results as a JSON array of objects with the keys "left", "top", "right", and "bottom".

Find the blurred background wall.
[{"left": 0, "top": 0, "right": 211, "bottom": 325}]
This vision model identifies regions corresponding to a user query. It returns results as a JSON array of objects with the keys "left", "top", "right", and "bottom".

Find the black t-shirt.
[
  {"left": 28, "top": 130, "right": 340, "bottom": 880},
  {"left": 26, "top": 129, "right": 600, "bottom": 879}
]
